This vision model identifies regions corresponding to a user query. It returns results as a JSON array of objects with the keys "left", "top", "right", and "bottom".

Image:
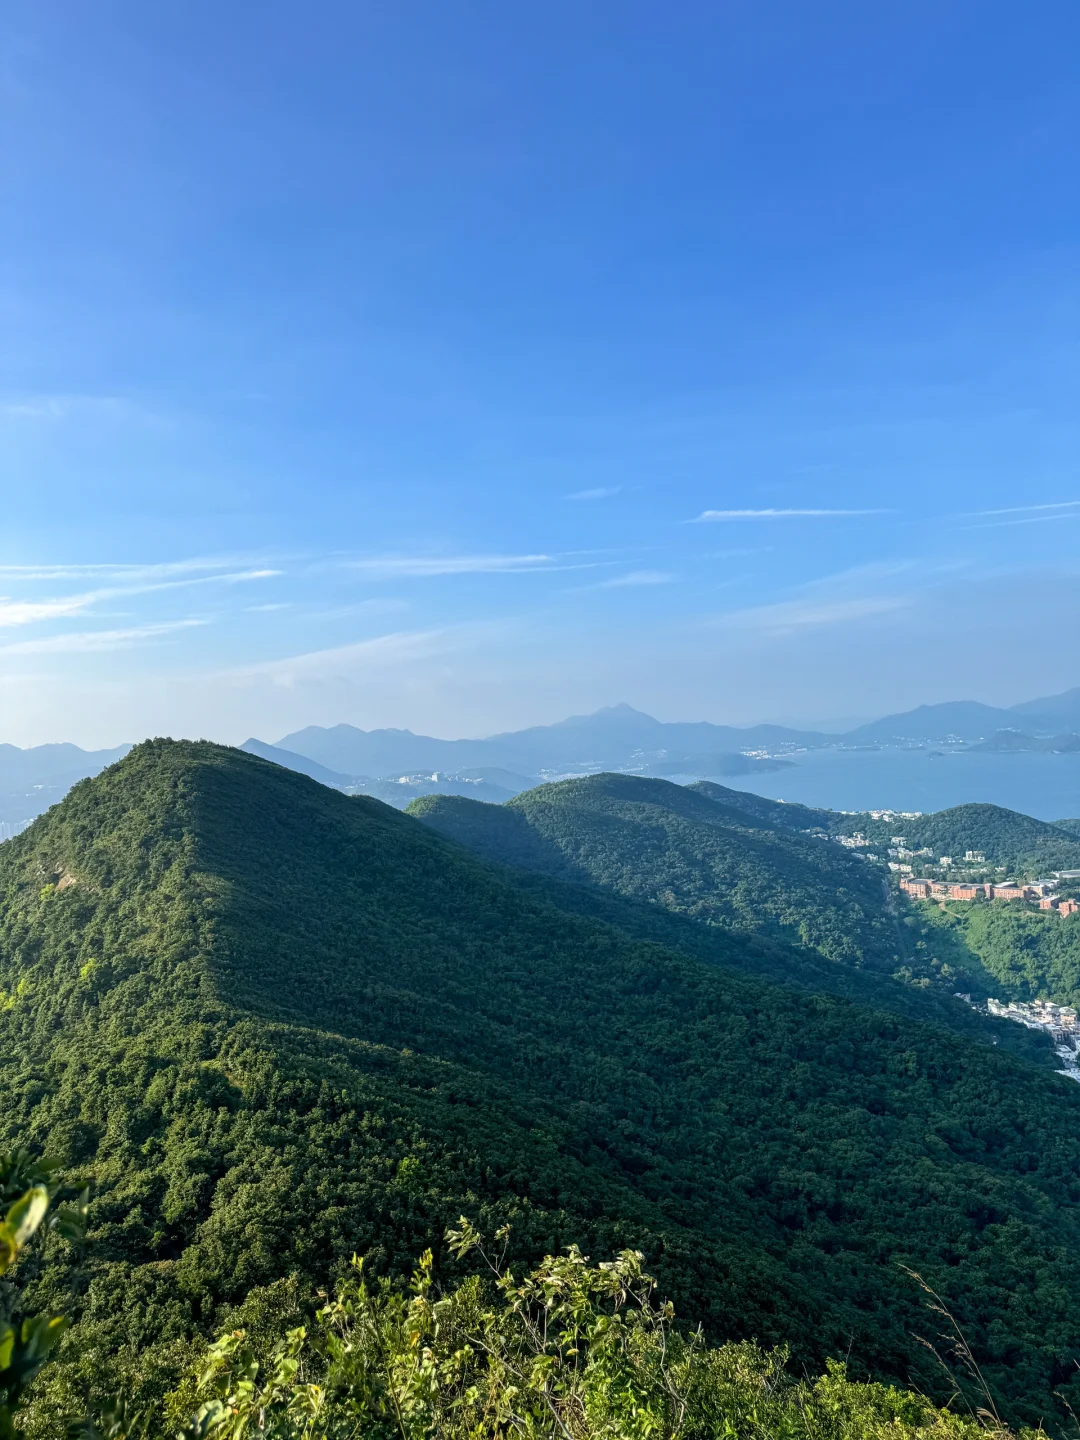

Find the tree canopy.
[{"left": 2, "top": 745, "right": 1080, "bottom": 1429}]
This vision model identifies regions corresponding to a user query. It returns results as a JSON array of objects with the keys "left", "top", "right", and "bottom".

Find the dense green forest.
[
  {"left": 832, "top": 803, "right": 1080, "bottom": 876},
  {"left": 915, "top": 901, "right": 1080, "bottom": 1005},
  {"left": 672, "top": 785, "right": 1080, "bottom": 877},
  {"left": 1, "top": 1183, "right": 1007, "bottom": 1439},
  {"left": 4, "top": 745, "right": 1080, "bottom": 1430},
  {"left": 416, "top": 810, "right": 1047, "bottom": 1053},
  {"left": 408, "top": 776, "right": 1010, "bottom": 1003},
  {"left": 410, "top": 774, "right": 900, "bottom": 973},
  {"left": 684, "top": 780, "right": 841, "bottom": 833}
]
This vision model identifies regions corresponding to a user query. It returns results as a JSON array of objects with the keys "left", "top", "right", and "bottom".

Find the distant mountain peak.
[{"left": 594, "top": 702, "right": 654, "bottom": 717}]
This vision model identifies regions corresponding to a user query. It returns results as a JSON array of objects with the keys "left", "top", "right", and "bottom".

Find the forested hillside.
[
  {"left": 834, "top": 802, "right": 1080, "bottom": 875},
  {"left": 410, "top": 774, "right": 937, "bottom": 983},
  {"left": 408, "top": 800, "right": 1043, "bottom": 1047},
  {"left": 684, "top": 786, "right": 1080, "bottom": 875},
  {"left": 5, "top": 745, "right": 1080, "bottom": 1429},
  {"left": 686, "top": 780, "right": 841, "bottom": 833},
  {"left": 916, "top": 900, "right": 1080, "bottom": 1006}
]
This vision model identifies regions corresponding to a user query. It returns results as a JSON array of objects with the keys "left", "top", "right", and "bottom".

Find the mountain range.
[
  {"left": 846, "top": 691, "right": 1080, "bottom": 744},
  {"left": 275, "top": 687, "right": 1080, "bottom": 777},
  {"left": 3, "top": 680, "right": 1079, "bottom": 832},
  {"left": 7, "top": 741, "right": 1080, "bottom": 1430},
  {"left": 271, "top": 707, "right": 833, "bottom": 780},
  {"left": 409, "top": 775, "right": 1080, "bottom": 1022}
]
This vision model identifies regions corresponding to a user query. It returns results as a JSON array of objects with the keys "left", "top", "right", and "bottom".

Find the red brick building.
[
  {"left": 949, "top": 883, "right": 981, "bottom": 901},
  {"left": 900, "top": 878, "right": 932, "bottom": 899}
]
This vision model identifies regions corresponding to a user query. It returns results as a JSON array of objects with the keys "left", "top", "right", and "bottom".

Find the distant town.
[
  {"left": 820, "top": 821, "right": 1080, "bottom": 915},
  {"left": 956, "top": 996, "right": 1080, "bottom": 1082},
  {"left": 901, "top": 876, "right": 1079, "bottom": 913}
]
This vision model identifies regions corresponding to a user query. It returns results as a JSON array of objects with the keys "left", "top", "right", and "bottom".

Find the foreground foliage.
[
  {"left": 75, "top": 1226, "right": 1009, "bottom": 1440},
  {"left": 0, "top": 1149, "right": 85, "bottom": 1437}
]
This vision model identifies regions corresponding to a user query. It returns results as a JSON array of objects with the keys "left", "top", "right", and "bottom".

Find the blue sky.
[{"left": 3, "top": 0, "right": 1079, "bottom": 746}]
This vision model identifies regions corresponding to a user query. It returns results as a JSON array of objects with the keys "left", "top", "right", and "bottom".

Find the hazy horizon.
[{"left": 1, "top": 688, "right": 1073, "bottom": 755}]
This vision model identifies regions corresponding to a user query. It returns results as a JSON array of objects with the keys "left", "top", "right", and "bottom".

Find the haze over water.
[{"left": 719, "top": 750, "right": 1080, "bottom": 820}]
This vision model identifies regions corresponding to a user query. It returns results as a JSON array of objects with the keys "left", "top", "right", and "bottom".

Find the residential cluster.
[
  {"left": 901, "top": 876, "right": 1079, "bottom": 913},
  {"left": 956, "top": 994, "right": 1080, "bottom": 1081},
  {"left": 996, "top": 996, "right": 1077, "bottom": 1031},
  {"left": 986, "top": 997, "right": 1079, "bottom": 1043}
]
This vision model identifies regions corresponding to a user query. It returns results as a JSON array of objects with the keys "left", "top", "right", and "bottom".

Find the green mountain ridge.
[
  {"left": 405, "top": 781, "right": 1051, "bottom": 1046},
  {"left": 685, "top": 785, "right": 1080, "bottom": 875},
  {"left": 5, "top": 744, "right": 1080, "bottom": 1427},
  {"left": 686, "top": 779, "right": 841, "bottom": 832},
  {"left": 408, "top": 773, "right": 934, "bottom": 985},
  {"left": 821, "top": 802, "right": 1080, "bottom": 875},
  {"left": 409, "top": 773, "right": 1080, "bottom": 1031}
]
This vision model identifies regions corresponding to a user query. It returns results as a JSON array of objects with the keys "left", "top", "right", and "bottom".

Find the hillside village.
[
  {"left": 901, "top": 876, "right": 1079, "bottom": 912},
  {"left": 963, "top": 997, "right": 1080, "bottom": 1082},
  {"left": 822, "top": 811, "right": 1080, "bottom": 915}
]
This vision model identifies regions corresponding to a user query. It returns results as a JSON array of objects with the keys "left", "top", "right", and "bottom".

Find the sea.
[{"left": 713, "top": 748, "right": 1080, "bottom": 821}]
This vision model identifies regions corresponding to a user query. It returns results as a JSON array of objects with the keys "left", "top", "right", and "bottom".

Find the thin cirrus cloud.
[
  {"left": 346, "top": 553, "right": 590, "bottom": 578},
  {"left": 707, "top": 594, "right": 910, "bottom": 634},
  {"left": 596, "top": 570, "right": 674, "bottom": 589},
  {"left": 0, "top": 567, "right": 280, "bottom": 629},
  {"left": 307, "top": 599, "right": 411, "bottom": 621},
  {"left": 221, "top": 625, "right": 484, "bottom": 684},
  {"left": 974, "top": 500, "right": 1080, "bottom": 517},
  {"left": 0, "top": 595, "right": 96, "bottom": 628},
  {"left": 0, "top": 620, "right": 207, "bottom": 656},
  {"left": 565, "top": 486, "right": 622, "bottom": 501},
  {"left": 955, "top": 500, "right": 1080, "bottom": 530},
  {"left": 0, "top": 557, "right": 267, "bottom": 583},
  {"left": 0, "top": 393, "right": 133, "bottom": 423},
  {"left": 693, "top": 508, "right": 892, "bottom": 522}
]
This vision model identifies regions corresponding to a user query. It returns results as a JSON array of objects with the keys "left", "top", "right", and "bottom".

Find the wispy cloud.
[
  {"left": 0, "top": 394, "right": 133, "bottom": 423},
  {"left": 223, "top": 626, "right": 480, "bottom": 685},
  {"left": 707, "top": 594, "right": 910, "bottom": 634},
  {"left": 596, "top": 570, "right": 674, "bottom": 589},
  {"left": 973, "top": 500, "right": 1080, "bottom": 517},
  {"left": 0, "top": 620, "right": 207, "bottom": 656},
  {"left": 799, "top": 558, "right": 935, "bottom": 590},
  {"left": 0, "top": 596, "right": 97, "bottom": 628},
  {"left": 954, "top": 500, "right": 1080, "bottom": 531},
  {"left": 693, "top": 508, "right": 891, "bottom": 522},
  {"left": 308, "top": 599, "right": 411, "bottom": 620},
  {"left": 347, "top": 553, "right": 568, "bottom": 578},
  {"left": 0, "top": 567, "right": 279, "bottom": 629},
  {"left": 565, "top": 486, "right": 622, "bottom": 501},
  {"left": 0, "top": 557, "right": 275, "bottom": 583}
]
